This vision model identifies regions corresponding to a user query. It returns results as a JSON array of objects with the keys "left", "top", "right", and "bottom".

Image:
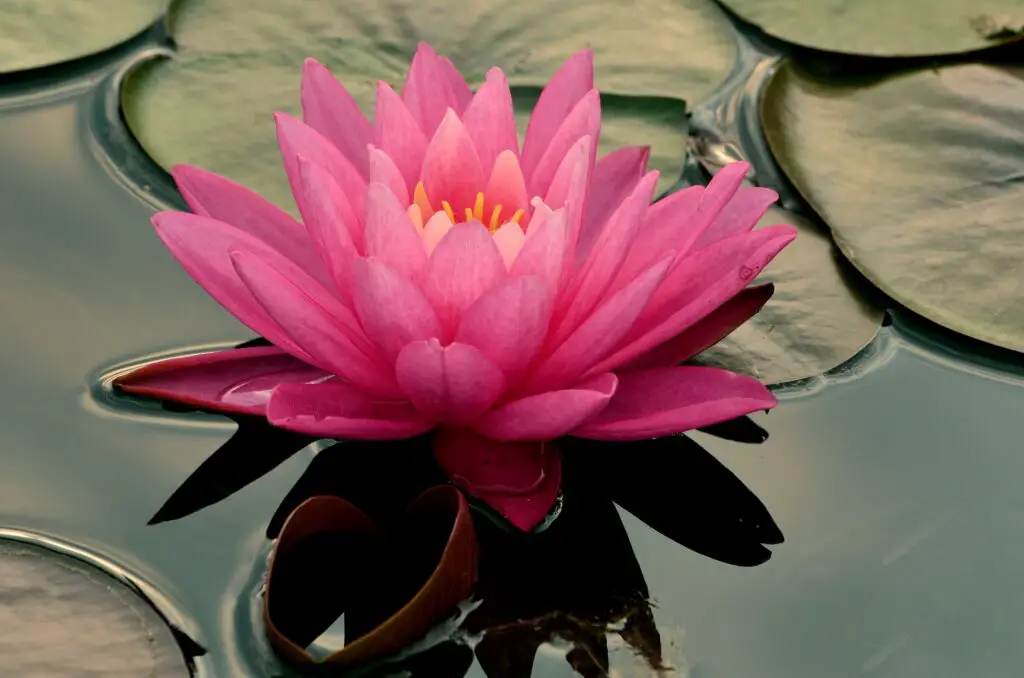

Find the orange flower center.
[{"left": 408, "top": 182, "right": 525, "bottom": 232}]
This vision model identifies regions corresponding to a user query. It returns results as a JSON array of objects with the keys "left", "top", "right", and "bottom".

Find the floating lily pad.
[
  {"left": 719, "top": 0, "right": 1024, "bottom": 57},
  {"left": 0, "top": 540, "right": 189, "bottom": 677},
  {"left": 697, "top": 203, "right": 884, "bottom": 385},
  {"left": 762, "top": 61, "right": 1024, "bottom": 353},
  {"left": 121, "top": 0, "right": 735, "bottom": 210},
  {"left": 1, "top": 0, "right": 164, "bottom": 73}
]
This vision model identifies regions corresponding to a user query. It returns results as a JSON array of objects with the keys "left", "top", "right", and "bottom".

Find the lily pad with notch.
[{"left": 762, "top": 60, "right": 1024, "bottom": 353}]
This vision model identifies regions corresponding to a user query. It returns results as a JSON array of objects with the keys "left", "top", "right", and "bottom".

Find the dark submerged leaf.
[
  {"left": 264, "top": 486, "right": 478, "bottom": 670},
  {"left": 564, "top": 435, "right": 783, "bottom": 566},
  {"left": 698, "top": 415, "right": 769, "bottom": 443},
  {"left": 149, "top": 415, "right": 315, "bottom": 524}
]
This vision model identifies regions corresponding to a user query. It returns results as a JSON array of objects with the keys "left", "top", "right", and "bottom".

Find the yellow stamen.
[
  {"left": 441, "top": 200, "right": 456, "bottom": 224},
  {"left": 414, "top": 182, "right": 433, "bottom": 216},
  {"left": 472, "top": 192, "right": 485, "bottom": 221},
  {"left": 465, "top": 207, "right": 475, "bottom": 222},
  {"left": 488, "top": 205, "right": 503, "bottom": 231},
  {"left": 406, "top": 204, "right": 424, "bottom": 231},
  {"left": 510, "top": 208, "right": 526, "bottom": 225}
]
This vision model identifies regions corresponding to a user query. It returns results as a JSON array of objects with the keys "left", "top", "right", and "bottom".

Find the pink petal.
[
  {"left": 625, "top": 284, "right": 774, "bottom": 370},
  {"left": 551, "top": 171, "right": 659, "bottom": 345},
  {"left": 267, "top": 380, "right": 432, "bottom": 439},
  {"left": 483, "top": 151, "right": 530, "bottom": 222},
  {"left": 114, "top": 346, "right": 328, "bottom": 416},
  {"left": 364, "top": 183, "right": 429, "bottom": 281},
  {"left": 301, "top": 58, "right": 373, "bottom": 178},
  {"left": 422, "top": 211, "right": 454, "bottom": 255},
  {"left": 572, "top": 366, "right": 777, "bottom": 440},
  {"left": 462, "top": 67, "right": 518, "bottom": 172},
  {"left": 523, "top": 253, "right": 673, "bottom": 393},
  {"left": 586, "top": 226, "right": 796, "bottom": 377},
  {"left": 437, "top": 54, "right": 473, "bottom": 111},
  {"left": 578, "top": 146, "right": 650, "bottom": 261},
  {"left": 492, "top": 221, "right": 526, "bottom": 269},
  {"left": 276, "top": 113, "right": 367, "bottom": 223},
  {"left": 352, "top": 257, "right": 442, "bottom": 360},
  {"left": 614, "top": 185, "right": 702, "bottom": 290},
  {"left": 395, "top": 339, "right": 506, "bottom": 423},
  {"left": 527, "top": 89, "right": 600, "bottom": 200},
  {"left": 521, "top": 49, "right": 594, "bottom": 182},
  {"left": 474, "top": 373, "right": 617, "bottom": 441},
  {"left": 692, "top": 186, "right": 778, "bottom": 251},
  {"left": 296, "top": 158, "right": 360, "bottom": 301},
  {"left": 509, "top": 208, "right": 568, "bottom": 298},
  {"left": 543, "top": 135, "right": 592, "bottom": 249},
  {"left": 421, "top": 110, "right": 486, "bottom": 216},
  {"left": 151, "top": 211, "right": 309, "bottom": 360},
  {"left": 424, "top": 222, "right": 506, "bottom": 338},
  {"left": 368, "top": 145, "right": 410, "bottom": 205},
  {"left": 231, "top": 250, "right": 400, "bottom": 398},
  {"left": 403, "top": 43, "right": 471, "bottom": 136},
  {"left": 434, "top": 428, "right": 561, "bottom": 531},
  {"left": 374, "top": 82, "right": 429, "bottom": 192},
  {"left": 171, "top": 165, "right": 332, "bottom": 291},
  {"left": 455, "top": 276, "right": 552, "bottom": 380}
]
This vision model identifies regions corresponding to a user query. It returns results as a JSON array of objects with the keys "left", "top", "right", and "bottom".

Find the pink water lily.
[{"left": 117, "top": 44, "right": 796, "bottom": 531}]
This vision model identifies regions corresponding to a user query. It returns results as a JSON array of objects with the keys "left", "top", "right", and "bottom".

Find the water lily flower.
[{"left": 116, "top": 44, "right": 796, "bottom": 531}]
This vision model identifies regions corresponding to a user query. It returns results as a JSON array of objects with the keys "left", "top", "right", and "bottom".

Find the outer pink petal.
[
  {"left": 368, "top": 145, "right": 410, "bottom": 205},
  {"left": 523, "top": 253, "right": 673, "bottom": 393},
  {"left": 424, "top": 222, "right": 506, "bottom": 338},
  {"left": 151, "top": 211, "right": 309, "bottom": 360},
  {"left": 434, "top": 428, "right": 561, "bottom": 531},
  {"left": 625, "top": 284, "right": 775, "bottom": 370},
  {"left": 572, "top": 367, "right": 777, "bottom": 440},
  {"left": 403, "top": 43, "right": 471, "bottom": 136},
  {"left": 693, "top": 186, "right": 778, "bottom": 251},
  {"left": 521, "top": 49, "right": 594, "bottom": 182},
  {"left": 614, "top": 185, "right": 702, "bottom": 290},
  {"left": 352, "top": 258, "right": 442, "bottom": 360},
  {"left": 114, "top": 346, "right": 328, "bottom": 416},
  {"left": 509, "top": 208, "right": 568, "bottom": 299},
  {"left": 231, "top": 250, "right": 400, "bottom": 398},
  {"left": 374, "top": 82, "right": 429, "bottom": 192},
  {"left": 276, "top": 113, "right": 367, "bottom": 223},
  {"left": 297, "top": 158, "right": 359, "bottom": 301},
  {"left": 301, "top": 58, "right": 373, "bottom": 178},
  {"left": 455, "top": 276, "right": 552, "bottom": 380},
  {"left": 551, "top": 171, "right": 659, "bottom": 345},
  {"left": 395, "top": 339, "right": 506, "bottom": 424},
  {"left": 577, "top": 146, "right": 650, "bottom": 261},
  {"left": 527, "top": 89, "right": 600, "bottom": 200},
  {"left": 586, "top": 226, "right": 796, "bottom": 377},
  {"left": 437, "top": 54, "right": 473, "bottom": 111},
  {"left": 422, "top": 211, "right": 454, "bottom": 255},
  {"left": 543, "top": 135, "right": 591, "bottom": 246},
  {"left": 267, "top": 380, "right": 432, "bottom": 439},
  {"left": 171, "top": 165, "right": 332, "bottom": 291},
  {"left": 462, "top": 67, "right": 518, "bottom": 171},
  {"left": 364, "top": 183, "right": 429, "bottom": 281},
  {"left": 473, "top": 373, "right": 617, "bottom": 441},
  {"left": 422, "top": 110, "right": 486, "bottom": 216}
]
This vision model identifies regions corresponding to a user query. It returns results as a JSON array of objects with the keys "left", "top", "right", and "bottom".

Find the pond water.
[{"left": 2, "top": 16, "right": 1024, "bottom": 678}]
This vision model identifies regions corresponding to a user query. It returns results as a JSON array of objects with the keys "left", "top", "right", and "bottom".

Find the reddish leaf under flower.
[{"left": 264, "top": 485, "right": 478, "bottom": 669}]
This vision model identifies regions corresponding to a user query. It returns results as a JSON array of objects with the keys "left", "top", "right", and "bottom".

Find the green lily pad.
[
  {"left": 697, "top": 204, "right": 884, "bottom": 385},
  {"left": 762, "top": 61, "right": 1024, "bottom": 353},
  {"left": 0, "top": 539, "right": 189, "bottom": 677},
  {"left": 719, "top": 0, "right": 1024, "bottom": 57},
  {"left": 1, "top": 0, "right": 165, "bottom": 74},
  {"left": 122, "top": 0, "right": 735, "bottom": 210}
]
